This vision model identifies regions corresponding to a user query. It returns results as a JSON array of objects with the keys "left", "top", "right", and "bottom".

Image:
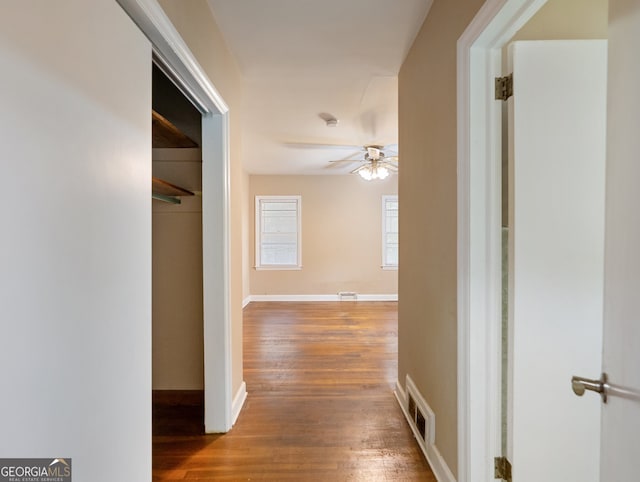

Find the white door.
[
  {"left": 507, "top": 40, "right": 607, "bottom": 481},
  {"left": 600, "top": 2, "right": 640, "bottom": 479},
  {"left": 0, "top": 1, "right": 152, "bottom": 479}
]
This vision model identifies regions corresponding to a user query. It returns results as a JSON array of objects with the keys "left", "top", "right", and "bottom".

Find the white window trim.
[
  {"left": 382, "top": 194, "right": 399, "bottom": 269},
  {"left": 255, "top": 195, "right": 302, "bottom": 270}
]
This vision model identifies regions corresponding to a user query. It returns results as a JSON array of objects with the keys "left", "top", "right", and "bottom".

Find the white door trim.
[
  {"left": 456, "top": 1, "right": 548, "bottom": 480},
  {"left": 117, "top": 0, "right": 234, "bottom": 432}
]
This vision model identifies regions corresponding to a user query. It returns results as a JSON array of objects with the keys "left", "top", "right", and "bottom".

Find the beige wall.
[
  {"left": 158, "top": 0, "right": 246, "bottom": 394},
  {"left": 250, "top": 175, "right": 398, "bottom": 296},
  {"left": 513, "top": 0, "right": 608, "bottom": 41},
  {"left": 152, "top": 149, "right": 204, "bottom": 389},
  {"left": 398, "top": 0, "right": 485, "bottom": 475}
]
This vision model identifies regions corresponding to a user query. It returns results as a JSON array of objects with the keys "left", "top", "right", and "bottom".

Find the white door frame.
[
  {"left": 117, "top": 0, "right": 234, "bottom": 432},
  {"left": 456, "top": 0, "right": 548, "bottom": 480}
]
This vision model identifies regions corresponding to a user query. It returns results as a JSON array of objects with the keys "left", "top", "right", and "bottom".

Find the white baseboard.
[
  {"left": 245, "top": 294, "right": 398, "bottom": 302},
  {"left": 395, "top": 379, "right": 408, "bottom": 407},
  {"left": 242, "top": 296, "right": 251, "bottom": 308},
  {"left": 231, "top": 381, "right": 247, "bottom": 426},
  {"left": 395, "top": 376, "right": 456, "bottom": 482}
]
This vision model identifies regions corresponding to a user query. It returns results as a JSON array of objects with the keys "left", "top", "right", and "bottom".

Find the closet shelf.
[
  {"left": 152, "top": 176, "right": 194, "bottom": 205},
  {"left": 152, "top": 110, "right": 198, "bottom": 148}
]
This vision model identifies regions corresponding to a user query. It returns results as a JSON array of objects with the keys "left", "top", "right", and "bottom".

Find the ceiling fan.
[
  {"left": 282, "top": 107, "right": 398, "bottom": 179},
  {"left": 329, "top": 144, "right": 399, "bottom": 180}
]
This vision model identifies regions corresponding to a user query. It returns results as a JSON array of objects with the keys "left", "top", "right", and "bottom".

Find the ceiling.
[{"left": 206, "top": 0, "right": 432, "bottom": 175}]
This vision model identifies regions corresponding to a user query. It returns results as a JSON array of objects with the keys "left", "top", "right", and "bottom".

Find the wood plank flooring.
[{"left": 153, "top": 301, "right": 435, "bottom": 481}]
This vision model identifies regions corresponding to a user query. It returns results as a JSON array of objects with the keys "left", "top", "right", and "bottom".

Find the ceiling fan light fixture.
[
  {"left": 358, "top": 167, "right": 373, "bottom": 180},
  {"left": 373, "top": 165, "right": 389, "bottom": 180},
  {"left": 356, "top": 163, "right": 389, "bottom": 181}
]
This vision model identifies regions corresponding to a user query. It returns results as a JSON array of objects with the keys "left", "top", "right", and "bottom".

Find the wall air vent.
[
  {"left": 404, "top": 375, "right": 435, "bottom": 447},
  {"left": 408, "top": 394, "right": 416, "bottom": 420},
  {"left": 416, "top": 408, "right": 426, "bottom": 441},
  {"left": 396, "top": 375, "right": 454, "bottom": 481}
]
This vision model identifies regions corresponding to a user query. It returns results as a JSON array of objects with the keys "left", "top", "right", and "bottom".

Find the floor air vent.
[{"left": 337, "top": 291, "right": 357, "bottom": 300}]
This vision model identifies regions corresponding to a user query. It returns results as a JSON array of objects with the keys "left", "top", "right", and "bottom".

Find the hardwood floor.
[{"left": 153, "top": 301, "right": 436, "bottom": 481}]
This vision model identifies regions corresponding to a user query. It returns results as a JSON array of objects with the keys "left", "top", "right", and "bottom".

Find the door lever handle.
[{"left": 571, "top": 373, "right": 608, "bottom": 403}]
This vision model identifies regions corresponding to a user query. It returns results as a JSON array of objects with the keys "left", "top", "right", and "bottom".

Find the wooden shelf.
[
  {"left": 152, "top": 110, "right": 198, "bottom": 148},
  {"left": 152, "top": 176, "right": 194, "bottom": 205},
  {"left": 152, "top": 177, "right": 194, "bottom": 197},
  {"left": 151, "top": 109, "right": 197, "bottom": 204}
]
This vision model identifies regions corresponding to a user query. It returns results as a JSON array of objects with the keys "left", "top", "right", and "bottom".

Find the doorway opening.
[
  {"left": 117, "top": 0, "right": 234, "bottom": 438},
  {"left": 457, "top": 0, "right": 608, "bottom": 480},
  {"left": 152, "top": 62, "right": 205, "bottom": 434}
]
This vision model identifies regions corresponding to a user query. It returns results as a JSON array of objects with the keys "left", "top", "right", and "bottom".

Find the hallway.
[{"left": 153, "top": 301, "right": 435, "bottom": 480}]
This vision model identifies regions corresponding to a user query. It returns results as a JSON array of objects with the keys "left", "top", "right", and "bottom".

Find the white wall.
[{"left": 0, "top": 1, "right": 152, "bottom": 480}]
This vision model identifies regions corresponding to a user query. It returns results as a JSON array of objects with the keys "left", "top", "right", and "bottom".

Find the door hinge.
[
  {"left": 495, "top": 74, "right": 513, "bottom": 101},
  {"left": 494, "top": 456, "right": 512, "bottom": 481}
]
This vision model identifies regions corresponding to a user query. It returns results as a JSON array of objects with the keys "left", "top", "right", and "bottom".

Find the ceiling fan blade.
[
  {"left": 328, "top": 159, "right": 361, "bottom": 165},
  {"left": 381, "top": 161, "right": 398, "bottom": 171},
  {"left": 325, "top": 160, "right": 361, "bottom": 170},
  {"left": 283, "top": 141, "right": 363, "bottom": 150},
  {"left": 385, "top": 156, "right": 399, "bottom": 163},
  {"left": 384, "top": 143, "right": 398, "bottom": 152},
  {"left": 334, "top": 151, "right": 366, "bottom": 162}
]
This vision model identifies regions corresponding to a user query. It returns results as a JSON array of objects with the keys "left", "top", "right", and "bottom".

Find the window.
[
  {"left": 255, "top": 195, "right": 302, "bottom": 269},
  {"left": 382, "top": 195, "right": 398, "bottom": 268}
]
